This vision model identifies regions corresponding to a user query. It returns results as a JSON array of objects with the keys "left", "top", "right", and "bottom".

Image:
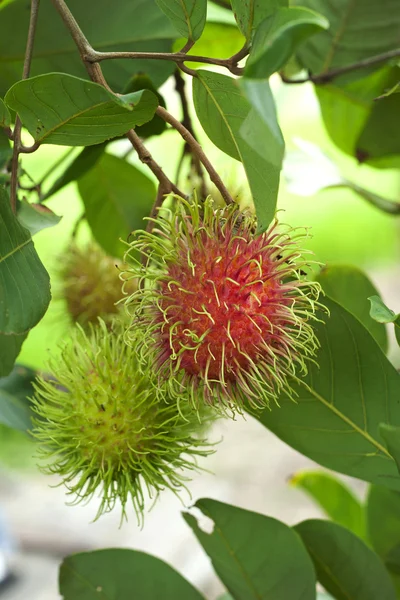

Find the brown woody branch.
[
  {"left": 281, "top": 48, "right": 400, "bottom": 85},
  {"left": 156, "top": 106, "right": 235, "bottom": 206},
  {"left": 10, "top": 0, "right": 41, "bottom": 212},
  {"left": 51, "top": 0, "right": 186, "bottom": 198}
]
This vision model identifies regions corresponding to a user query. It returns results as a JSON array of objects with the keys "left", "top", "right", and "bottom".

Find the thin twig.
[
  {"left": 10, "top": 0, "right": 41, "bottom": 213},
  {"left": 156, "top": 106, "right": 235, "bottom": 206},
  {"left": 87, "top": 49, "right": 244, "bottom": 74},
  {"left": 174, "top": 71, "right": 207, "bottom": 198},
  {"left": 51, "top": 0, "right": 186, "bottom": 198},
  {"left": 146, "top": 183, "right": 169, "bottom": 235},
  {"left": 126, "top": 130, "right": 184, "bottom": 196},
  {"left": 281, "top": 48, "right": 400, "bottom": 85},
  {"left": 19, "top": 141, "right": 41, "bottom": 154}
]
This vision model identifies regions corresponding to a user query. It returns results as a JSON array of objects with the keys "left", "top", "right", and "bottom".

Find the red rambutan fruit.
[{"left": 123, "top": 198, "right": 322, "bottom": 414}]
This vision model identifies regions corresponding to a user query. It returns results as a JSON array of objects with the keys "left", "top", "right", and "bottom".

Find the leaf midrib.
[
  {"left": 198, "top": 505, "right": 263, "bottom": 600},
  {"left": 0, "top": 238, "right": 31, "bottom": 264}
]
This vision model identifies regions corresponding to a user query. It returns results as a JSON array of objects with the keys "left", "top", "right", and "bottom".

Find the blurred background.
[{"left": 1, "top": 74, "right": 400, "bottom": 599}]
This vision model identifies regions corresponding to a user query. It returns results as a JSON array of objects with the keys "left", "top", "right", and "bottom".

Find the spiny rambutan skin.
[
  {"left": 123, "top": 198, "right": 322, "bottom": 414},
  {"left": 31, "top": 320, "right": 213, "bottom": 523},
  {"left": 59, "top": 241, "right": 135, "bottom": 327}
]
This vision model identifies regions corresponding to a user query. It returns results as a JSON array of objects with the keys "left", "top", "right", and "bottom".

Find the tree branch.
[
  {"left": 51, "top": 0, "right": 186, "bottom": 198},
  {"left": 281, "top": 48, "right": 400, "bottom": 85},
  {"left": 174, "top": 71, "right": 207, "bottom": 198},
  {"left": 156, "top": 106, "right": 235, "bottom": 206},
  {"left": 10, "top": 0, "right": 40, "bottom": 213},
  {"left": 126, "top": 130, "right": 184, "bottom": 196},
  {"left": 86, "top": 49, "right": 246, "bottom": 75}
]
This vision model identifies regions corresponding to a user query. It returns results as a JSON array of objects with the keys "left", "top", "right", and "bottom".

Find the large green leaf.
[
  {"left": 230, "top": 0, "right": 288, "bottom": 40},
  {"left": 0, "top": 0, "right": 179, "bottom": 95},
  {"left": 314, "top": 63, "right": 400, "bottom": 166},
  {"left": 0, "top": 97, "right": 10, "bottom": 127},
  {"left": 255, "top": 297, "right": 400, "bottom": 490},
  {"left": 296, "top": 520, "right": 397, "bottom": 600},
  {"left": 291, "top": 470, "right": 366, "bottom": 540},
  {"left": 0, "top": 364, "right": 35, "bottom": 432},
  {"left": 193, "top": 71, "right": 284, "bottom": 232},
  {"left": 59, "top": 549, "right": 205, "bottom": 599},
  {"left": 41, "top": 144, "right": 107, "bottom": 201},
  {"left": 156, "top": 0, "right": 207, "bottom": 41},
  {"left": 380, "top": 425, "right": 400, "bottom": 474},
  {"left": 0, "top": 130, "right": 12, "bottom": 171},
  {"left": 184, "top": 498, "right": 316, "bottom": 600},
  {"left": 317, "top": 265, "right": 388, "bottom": 353},
  {"left": 5, "top": 74, "right": 158, "bottom": 147},
  {"left": 0, "top": 186, "right": 50, "bottom": 336},
  {"left": 0, "top": 333, "right": 27, "bottom": 378},
  {"left": 367, "top": 485, "right": 400, "bottom": 593},
  {"left": 293, "top": 0, "right": 400, "bottom": 81},
  {"left": 78, "top": 153, "right": 156, "bottom": 257},
  {"left": 245, "top": 7, "right": 328, "bottom": 79}
]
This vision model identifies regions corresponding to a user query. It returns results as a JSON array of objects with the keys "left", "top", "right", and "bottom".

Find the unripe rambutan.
[
  {"left": 31, "top": 321, "right": 213, "bottom": 522},
  {"left": 123, "top": 198, "right": 322, "bottom": 414},
  {"left": 59, "top": 241, "right": 135, "bottom": 327}
]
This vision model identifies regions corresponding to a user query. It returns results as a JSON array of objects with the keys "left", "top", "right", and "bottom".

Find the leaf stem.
[
  {"left": 10, "top": 0, "right": 40, "bottom": 213},
  {"left": 281, "top": 48, "right": 400, "bottom": 85},
  {"left": 156, "top": 106, "right": 235, "bottom": 206}
]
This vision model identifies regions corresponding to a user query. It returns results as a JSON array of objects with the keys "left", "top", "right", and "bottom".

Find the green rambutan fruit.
[
  {"left": 60, "top": 241, "right": 135, "bottom": 327},
  {"left": 31, "top": 321, "right": 213, "bottom": 522},
  {"left": 123, "top": 197, "right": 322, "bottom": 414}
]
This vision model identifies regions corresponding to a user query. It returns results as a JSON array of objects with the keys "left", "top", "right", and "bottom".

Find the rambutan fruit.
[
  {"left": 123, "top": 197, "right": 322, "bottom": 414},
  {"left": 31, "top": 320, "right": 213, "bottom": 522},
  {"left": 59, "top": 241, "right": 135, "bottom": 327}
]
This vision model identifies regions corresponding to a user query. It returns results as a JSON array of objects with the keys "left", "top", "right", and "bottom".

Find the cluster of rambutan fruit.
[{"left": 32, "top": 196, "right": 321, "bottom": 522}]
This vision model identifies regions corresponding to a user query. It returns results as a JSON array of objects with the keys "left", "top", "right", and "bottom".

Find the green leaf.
[
  {"left": 0, "top": 0, "right": 179, "bottom": 96},
  {"left": 122, "top": 74, "right": 166, "bottom": 139},
  {"left": 369, "top": 296, "right": 398, "bottom": 324},
  {"left": 17, "top": 201, "right": 62, "bottom": 236},
  {"left": 295, "top": 520, "right": 397, "bottom": 600},
  {"left": 369, "top": 296, "right": 400, "bottom": 347},
  {"left": 156, "top": 0, "right": 207, "bottom": 41},
  {"left": 0, "top": 333, "right": 27, "bottom": 378},
  {"left": 5, "top": 73, "right": 159, "bottom": 147},
  {"left": 230, "top": 0, "right": 288, "bottom": 40},
  {"left": 0, "top": 364, "right": 35, "bottom": 431},
  {"left": 0, "top": 186, "right": 50, "bottom": 336},
  {"left": 380, "top": 425, "right": 400, "bottom": 475},
  {"left": 180, "top": 21, "right": 244, "bottom": 65},
  {"left": 293, "top": 0, "right": 400, "bottom": 81},
  {"left": 184, "top": 498, "right": 316, "bottom": 600},
  {"left": 193, "top": 71, "right": 284, "bottom": 232},
  {"left": 290, "top": 470, "right": 366, "bottom": 540},
  {"left": 59, "top": 549, "right": 205, "bottom": 599},
  {"left": 0, "top": 129, "right": 12, "bottom": 170},
  {"left": 245, "top": 7, "right": 328, "bottom": 79},
  {"left": 0, "top": 97, "right": 10, "bottom": 127},
  {"left": 77, "top": 153, "right": 156, "bottom": 258},
  {"left": 255, "top": 297, "right": 400, "bottom": 490},
  {"left": 41, "top": 144, "right": 106, "bottom": 201},
  {"left": 317, "top": 265, "right": 388, "bottom": 353},
  {"left": 314, "top": 64, "right": 400, "bottom": 166},
  {"left": 0, "top": 388, "right": 32, "bottom": 431},
  {"left": 367, "top": 485, "right": 400, "bottom": 589}
]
